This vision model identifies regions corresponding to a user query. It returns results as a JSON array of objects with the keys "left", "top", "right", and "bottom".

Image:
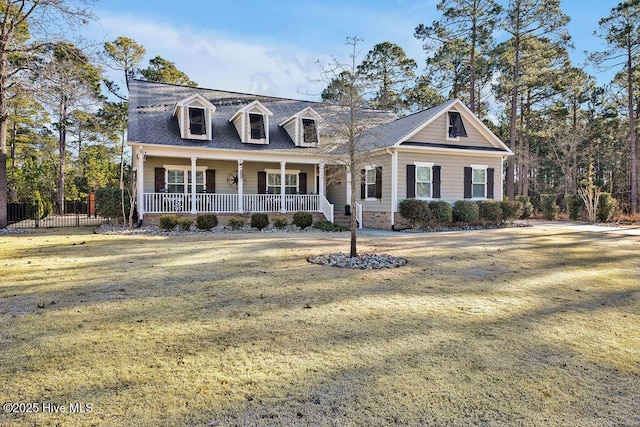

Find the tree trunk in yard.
[{"left": 628, "top": 45, "right": 637, "bottom": 214}]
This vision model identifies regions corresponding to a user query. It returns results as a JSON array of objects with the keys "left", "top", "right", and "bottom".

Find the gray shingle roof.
[{"left": 127, "top": 79, "right": 396, "bottom": 152}]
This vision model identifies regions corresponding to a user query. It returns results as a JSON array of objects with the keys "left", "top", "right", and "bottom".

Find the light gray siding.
[
  {"left": 397, "top": 151, "right": 503, "bottom": 203},
  {"left": 410, "top": 106, "right": 498, "bottom": 150}
]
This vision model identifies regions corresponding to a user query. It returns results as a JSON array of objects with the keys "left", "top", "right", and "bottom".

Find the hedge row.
[
  {"left": 398, "top": 198, "right": 527, "bottom": 229},
  {"left": 157, "top": 211, "right": 318, "bottom": 231}
]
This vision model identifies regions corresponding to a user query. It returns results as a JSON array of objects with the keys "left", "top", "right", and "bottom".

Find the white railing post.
[
  {"left": 280, "top": 161, "right": 286, "bottom": 213},
  {"left": 238, "top": 160, "right": 244, "bottom": 213},
  {"left": 356, "top": 202, "right": 363, "bottom": 229},
  {"left": 136, "top": 147, "right": 145, "bottom": 218},
  {"left": 190, "top": 157, "right": 197, "bottom": 214}
]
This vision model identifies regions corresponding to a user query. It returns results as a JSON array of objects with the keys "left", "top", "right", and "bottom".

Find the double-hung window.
[
  {"left": 472, "top": 167, "right": 486, "bottom": 198},
  {"left": 167, "top": 170, "right": 185, "bottom": 193},
  {"left": 415, "top": 163, "right": 433, "bottom": 199},
  {"left": 166, "top": 167, "right": 205, "bottom": 193},
  {"left": 365, "top": 168, "right": 376, "bottom": 199},
  {"left": 267, "top": 172, "right": 298, "bottom": 194}
]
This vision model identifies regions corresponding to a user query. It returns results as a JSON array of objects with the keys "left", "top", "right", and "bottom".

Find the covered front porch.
[{"left": 134, "top": 146, "right": 343, "bottom": 222}]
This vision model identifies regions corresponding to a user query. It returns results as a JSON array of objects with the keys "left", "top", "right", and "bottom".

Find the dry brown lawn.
[{"left": 0, "top": 225, "right": 638, "bottom": 426}]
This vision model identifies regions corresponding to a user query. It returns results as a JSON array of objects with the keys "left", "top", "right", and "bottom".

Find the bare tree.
[{"left": 319, "top": 37, "right": 387, "bottom": 257}]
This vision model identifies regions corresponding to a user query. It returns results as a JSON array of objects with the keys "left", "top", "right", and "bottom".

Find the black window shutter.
[
  {"left": 463, "top": 167, "right": 472, "bottom": 199},
  {"left": 206, "top": 169, "right": 215, "bottom": 193},
  {"left": 360, "top": 169, "right": 366, "bottom": 199},
  {"left": 258, "top": 171, "right": 267, "bottom": 194},
  {"left": 298, "top": 172, "right": 307, "bottom": 194},
  {"left": 406, "top": 165, "right": 416, "bottom": 198},
  {"left": 154, "top": 167, "right": 165, "bottom": 192},
  {"left": 433, "top": 166, "right": 441, "bottom": 198},
  {"left": 487, "top": 168, "right": 495, "bottom": 199},
  {"left": 375, "top": 166, "right": 383, "bottom": 199}
]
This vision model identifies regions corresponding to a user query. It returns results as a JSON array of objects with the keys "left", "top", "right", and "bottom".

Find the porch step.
[{"left": 332, "top": 211, "right": 354, "bottom": 227}]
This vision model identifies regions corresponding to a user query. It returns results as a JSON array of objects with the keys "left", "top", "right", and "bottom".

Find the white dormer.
[
  {"left": 279, "top": 107, "right": 322, "bottom": 147},
  {"left": 173, "top": 93, "right": 216, "bottom": 141},
  {"left": 229, "top": 100, "right": 274, "bottom": 145}
]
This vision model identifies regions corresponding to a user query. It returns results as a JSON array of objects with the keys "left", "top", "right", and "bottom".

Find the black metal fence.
[{"left": 7, "top": 197, "right": 109, "bottom": 229}]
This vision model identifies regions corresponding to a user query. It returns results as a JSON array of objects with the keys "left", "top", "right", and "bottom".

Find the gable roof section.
[
  {"left": 228, "top": 100, "right": 273, "bottom": 123},
  {"left": 172, "top": 93, "right": 216, "bottom": 116},
  {"left": 357, "top": 99, "right": 512, "bottom": 155},
  {"left": 278, "top": 106, "right": 323, "bottom": 127}
]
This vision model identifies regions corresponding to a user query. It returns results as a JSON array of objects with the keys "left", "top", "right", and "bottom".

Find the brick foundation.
[{"left": 361, "top": 211, "right": 393, "bottom": 230}]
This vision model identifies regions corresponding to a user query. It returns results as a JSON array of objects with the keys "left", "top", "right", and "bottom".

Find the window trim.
[
  {"left": 364, "top": 166, "right": 377, "bottom": 201},
  {"left": 470, "top": 164, "right": 488, "bottom": 199},
  {"left": 301, "top": 117, "right": 318, "bottom": 144},
  {"left": 414, "top": 161, "right": 434, "bottom": 200},
  {"left": 249, "top": 113, "right": 267, "bottom": 141},
  {"left": 163, "top": 164, "right": 208, "bottom": 194},
  {"left": 265, "top": 168, "right": 301, "bottom": 194},
  {"left": 446, "top": 111, "right": 467, "bottom": 141},
  {"left": 188, "top": 107, "right": 206, "bottom": 136}
]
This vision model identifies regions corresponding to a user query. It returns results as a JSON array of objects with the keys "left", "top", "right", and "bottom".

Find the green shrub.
[
  {"left": 159, "top": 214, "right": 178, "bottom": 231},
  {"left": 500, "top": 199, "right": 522, "bottom": 222},
  {"left": 272, "top": 216, "right": 288, "bottom": 229},
  {"left": 477, "top": 200, "right": 502, "bottom": 224},
  {"left": 567, "top": 195, "right": 584, "bottom": 220},
  {"left": 28, "top": 190, "right": 45, "bottom": 220},
  {"left": 313, "top": 220, "right": 349, "bottom": 232},
  {"left": 515, "top": 195, "right": 534, "bottom": 219},
  {"left": 429, "top": 201, "right": 453, "bottom": 225},
  {"left": 398, "top": 198, "right": 431, "bottom": 227},
  {"left": 540, "top": 194, "right": 559, "bottom": 220},
  {"left": 251, "top": 213, "right": 270, "bottom": 230},
  {"left": 292, "top": 211, "right": 313, "bottom": 228},
  {"left": 95, "top": 187, "right": 130, "bottom": 220},
  {"left": 196, "top": 214, "right": 218, "bottom": 230},
  {"left": 177, "top": 217, "right": 193, "bottom": 231},
  {"left": 452, "top": 200, "right": 479, "bottom": 224},
  {"left": 597, "top": 193, "right": 617, "bottom": 222},
  {"left": 228, "top": 216, "right": 246, "bottom": 230}
]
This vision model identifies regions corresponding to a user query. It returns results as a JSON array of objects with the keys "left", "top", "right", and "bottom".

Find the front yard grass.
[{"left": 0, "top": 226, "right": 638, "bottom": 426}]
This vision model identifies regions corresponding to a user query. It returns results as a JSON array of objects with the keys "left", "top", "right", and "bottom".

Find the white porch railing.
[
  {"left": 319, "top": 195, "right": 333, "bottom": 223},
  {"left": 355, "top": 202, "right": 363, "bottom": 229},
  {"left": 143, "top": 193, "right": 334, "bottom": 221}
]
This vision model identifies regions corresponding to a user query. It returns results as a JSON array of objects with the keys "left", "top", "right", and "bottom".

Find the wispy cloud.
[{"left": 88, "top": 12, "right": 329, "bottom": 100}]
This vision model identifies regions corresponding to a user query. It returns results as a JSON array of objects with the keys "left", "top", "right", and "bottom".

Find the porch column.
[
  {"left": 190, "top": 157, "right": 197, "bottom": 214},
  {"left": 319, "top": 163, "right": 326, "bottom": 197},
  {"left": 136, "top": 147, "right": 145, "bottom": 218},
  {"left": 280, "top": 161, "right": 286, "bottom": 213},
  {"left": 237, "top": 160, "right": 244, "bottom": 213},
  {"left": 345, "top": 165, "right": 352, "bottom": 206}
]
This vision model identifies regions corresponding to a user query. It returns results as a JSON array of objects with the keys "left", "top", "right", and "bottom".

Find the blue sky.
[{"left": 87, "top": 0, "right": 619, "bottom": 100}]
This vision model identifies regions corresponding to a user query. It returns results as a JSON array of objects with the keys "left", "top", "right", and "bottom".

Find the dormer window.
[
  {"left": 448, "top": 111, "right": 467, "bottom": 139},
  {"left": 189, "top": 107, "right": 205, "bottom": 135},
  {"left": 249, "top": 113, "right": 266, "bottom": 140},
  {"left": 279, "top": 107, "right": 322, "bottom": 147},
  {"left": 302, "top": 118, "right": 318, "bottom": 143},
  {"left": 229, "top": 100, "right": 273, "bottom": 144},
  {"left": 173, "top": 94, "right": 215, "bottom": 141}
]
